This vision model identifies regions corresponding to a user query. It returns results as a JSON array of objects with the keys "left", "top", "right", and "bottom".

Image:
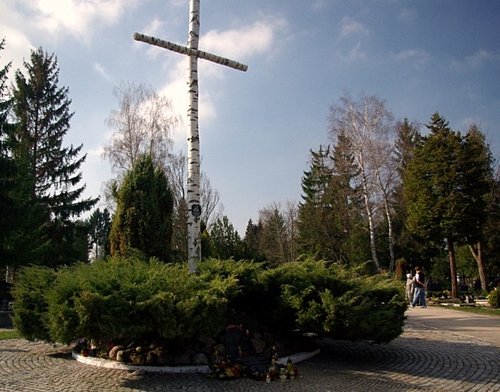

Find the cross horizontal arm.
[{"left": 134, "top": 32, "right": 248, "bottom": 72}]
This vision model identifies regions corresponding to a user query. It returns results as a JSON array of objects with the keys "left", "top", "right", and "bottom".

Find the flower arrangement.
[{"left": 209, "top": 344, "right": 299, "bottom": 382}]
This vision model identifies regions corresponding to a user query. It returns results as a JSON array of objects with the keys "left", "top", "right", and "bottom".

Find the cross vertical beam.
[
  {"left": 186, "top": 0, "right": 201, "bottom": 273},
  {"left": 134, "top": 0, "right": 247, "bottom": 273}
]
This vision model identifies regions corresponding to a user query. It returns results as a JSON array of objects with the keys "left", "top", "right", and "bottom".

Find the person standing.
[
  {"left": 405, "top": 273, "right": 414, "bottom": 304},
  {"left": 411, "top": 267, "right": 427, "bottom": 308}
]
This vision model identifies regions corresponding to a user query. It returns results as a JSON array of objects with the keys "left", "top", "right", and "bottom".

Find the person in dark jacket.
[{"left": 411, "top": 267, "right": 427, "bottom": 308}]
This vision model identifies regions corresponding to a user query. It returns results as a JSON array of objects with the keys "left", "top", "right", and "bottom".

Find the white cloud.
[
  {"left": 158, "top": 57, "right": 216, "bottom": 147},
  {"left": 390, "top": 49, "right": 429, "bottom": 68},
  {"left": 464, "top": 49, "right": 500, "bottom": 68},
  {"left": 168, "top": 0, "right": 185, "bottom": 8},
  {"left": 18, "top": 0, "right": 137, "bottom": 41},
  {"left": 339, "top": 17, "right": 369, "bottom": 40},
  {"left": 0, "top": 2, "right": 34, "bottom": 77},
  {"left": 151, "top": 18, "right": 282, "bottom": 143},
  {"left": 93, "top": 63, "right": 112, "bottom": 82},
  {"left": 201, "top": 20, "right": 280, "bottom": 61},
  {"left": 397, "top": 8, "right": 417, "bottom": 24},
  {"left": 0, "top": 27, "right": 33, "bottom": 78},
  {"left": 311, "top": 0, "right": 328, "bottom": 12},
  {"left": 336, "top": 41, "right": 367, "bottom": 63},
  {"left": 452, "top": 49, "right": 500, "bottom": 72},
  {"left": 143, "top": 18, "right": 165, "bottom": 37},
  {"left": 138, "top": 18, "right": 168, "bottom": 60}
]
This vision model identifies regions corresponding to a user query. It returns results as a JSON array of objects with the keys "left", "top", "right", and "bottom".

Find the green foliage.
[
  {"left": 263, "top": 260, "right": 406, "bottom": 342},
  {"left": 199, "top": 258, "right": 266, "bottom": 315},
  {"left": 14, "top": 257, "right": 236, "bottom": 345},
  {"left": 87, "top": 208, "right": 112, "bottom": 260},
  {"left": 488, "top": 288, "right": 499, "bottom": 308},
  {"left": 109, "top": 154, "right": 173, "bottom": 261},
  {"left": 0, "top": 330, "right": 21, "bottom": 340},
  {"left": 242, "top": 219, "right": 265, "bottom": 261},
  {"left": 4, "top": 47, "right": 97, "bottom": 268},
  {"left": 0, "top": 39, "right": 17, "bottom": 264},
  {"left": 13, "top": 257, "right": 406, "bottom": 346},
  {"left": 259, "top": 207, "right": 289, "bottom": 265},
  {"left": 297, "top": 138, "right": 371, "bottom": 265},
  {"left": 208, "top": 216, "right": 243, "bottom": 260},
  {"left": 11, "top": 266, "right": 56, "bottom": 341}
]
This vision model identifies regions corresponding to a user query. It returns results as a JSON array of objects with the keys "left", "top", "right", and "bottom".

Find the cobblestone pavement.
[{"left": 1, "top": 312, "right": 499, "bottom": 391}]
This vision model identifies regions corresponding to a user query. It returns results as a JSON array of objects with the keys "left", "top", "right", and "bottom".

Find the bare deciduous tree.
[
  {"left": 258, "top": 201, "right": 298, "bottom": 264},
  {"left": 371, "top": 140, "right": 398, "bottom": 270},
  {"left": 102, "top": 82, "right": 224, "bottom": 260},
  {"left": 102, "top": 82, "right": 179, "bottom": 176},
  {"left": 329, "top": 93, "right": 394, "bottom": 271},
  {"left": 165, "top": 150, "right": 223, "bottom": 228}
]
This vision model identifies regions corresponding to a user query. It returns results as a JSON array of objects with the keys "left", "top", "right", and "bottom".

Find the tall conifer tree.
[
  {"left": 297, "top": 145, "right": 335, "bottom": 259},
  {"left": 9, "top": 47, "right": 97, "bottom": 266},
  {"left": 460, "top": 125, "right": 494, "bottom": 291},
  {"left": 404, "top": 113, "right": 492, "bottom": 297},
  {"left": 0, "top": 39, "right": 16, "bottom": 268},
  {"left": 109, "top": 154, "right": 173, "bottom": 261}
]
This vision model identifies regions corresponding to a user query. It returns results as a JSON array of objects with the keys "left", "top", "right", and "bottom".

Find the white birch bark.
[
  {"left": 358, "top": 155, "right": 380, "bottom": 271},
  {"left": 187, "top": 0, "right": 201, "bottom": 273},
  {"left": 373, "top": 143, "right": 397, "bottom": 271}
]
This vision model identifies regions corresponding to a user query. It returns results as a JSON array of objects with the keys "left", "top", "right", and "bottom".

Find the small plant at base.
[{"left": 488, "top": 287, "right": 499, "bottom": 308}]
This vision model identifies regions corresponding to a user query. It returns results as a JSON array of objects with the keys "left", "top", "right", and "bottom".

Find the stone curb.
[{"left": 72, "top": 348, "right": 321, "bottom": 374}]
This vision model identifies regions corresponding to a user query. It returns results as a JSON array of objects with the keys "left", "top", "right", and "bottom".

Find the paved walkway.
[{"left": 0, "top": 306, "right": 499, "bottom": 391}]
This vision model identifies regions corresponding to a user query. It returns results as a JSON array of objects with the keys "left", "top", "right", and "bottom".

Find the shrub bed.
[{"left": 12, "top": 257, "right": 406, "bottom": 361}]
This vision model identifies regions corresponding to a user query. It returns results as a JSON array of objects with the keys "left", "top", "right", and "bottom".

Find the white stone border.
[{"left": 72, "top": 348, "right": 320, "bottom": 374}]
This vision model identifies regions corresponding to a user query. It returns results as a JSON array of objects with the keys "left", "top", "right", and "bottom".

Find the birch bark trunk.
[
  {"left": 187, "top": 0, "right": 201, "bottom": 273},
  {"left": 359, "top": 157, "right": 380, "bottom": 271},
  {"left": 375, "top": 167, "right": 395, "bottom": 271},
  {"left": 469, "top": 242, "right": 488, "bottom": 292}
]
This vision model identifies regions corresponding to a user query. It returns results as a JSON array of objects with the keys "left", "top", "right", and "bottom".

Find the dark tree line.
[{"left": 293, "top": 97, "right": 498, "bottom": 297}]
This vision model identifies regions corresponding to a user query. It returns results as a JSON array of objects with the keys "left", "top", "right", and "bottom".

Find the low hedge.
[{"left": 12, "top": 257, "right": 406, "bottom": 348}]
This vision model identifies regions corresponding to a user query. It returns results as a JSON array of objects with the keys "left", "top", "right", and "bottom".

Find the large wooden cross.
[{"left": 134, "top": 0, "right": 247, "bottom": 273}]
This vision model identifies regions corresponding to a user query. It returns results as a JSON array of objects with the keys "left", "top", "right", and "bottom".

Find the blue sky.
[{"left": 2, "top": 0, "right": 500, "bottom": 235}]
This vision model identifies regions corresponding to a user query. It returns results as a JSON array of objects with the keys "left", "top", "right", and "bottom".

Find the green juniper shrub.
[
  {"left": 261, "top": 259, "right": 406, "bottom": 342},
  {"left": 261, "top": 260, "right": 352, "bottom": 335},
  {"left": 318, "top": 274, "right": 407, "bottom": 342},
  {"left": 46, "top": 257, "right": 237, "bottom": 347},
  {"left": 198, "top": 258, "right": 266, "bottom": 317},
  {"left": 12, "top": 266, "right": 56, "bottom": 341},
  {"left": 488, "top": 288, "right": 499, "bottom": 308},
  {"left": 13, "top": 256, "right": 407, "bottom": 350}
]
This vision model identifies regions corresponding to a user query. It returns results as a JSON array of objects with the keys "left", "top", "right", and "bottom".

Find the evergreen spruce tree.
[
  {"left": 208, "top": 215, "right": 242, "bottom": 260},
  {"left": 460, "top": 125, "right": 494, "bottom": 291},
  {"left": 297, "top": 145, "right": 335, "bottom": 259},
  {"left": 392, "top": 119, "right": 426, "bottom": 268},
  {"left": 330, "top": 131, "right": 369, "bottom": 264},
  {"left": 109, "top": 154, "right": 173, "bottom": 261},
  {"left": 86, "top": 208, "right": 112, "bottom": 260},
  {"left": 242, "top": 219, "right": 264, "bottom": 261},
  {"left": 0, "top": 39, "right": 17, "bottom": 269},
  {"left": 404, "top": 113, "right": 491, "bottom": 298},
  {"left": 260, "top": 208, "right": 288, "bottom": 265},
  {"left": 8, "top": 47, "right": 97, "bottom": 267},
  {"left": 297, "top": 135, "right": 367, "bottom": 263}
]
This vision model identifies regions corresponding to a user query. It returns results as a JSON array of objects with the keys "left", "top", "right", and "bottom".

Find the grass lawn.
[
  {"left": 444, "top": 306, "right": 500, "bottom": 317},
  {"left": 0, "top": 329, "right": 21, "bottom": 340}
]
